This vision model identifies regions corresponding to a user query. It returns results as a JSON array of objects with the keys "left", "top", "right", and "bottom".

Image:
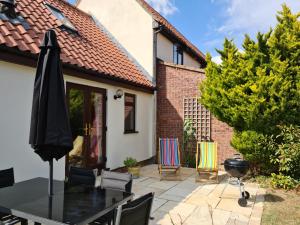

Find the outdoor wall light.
[{"left": 114, "top": 89, "right": 124, "bottom": 99}]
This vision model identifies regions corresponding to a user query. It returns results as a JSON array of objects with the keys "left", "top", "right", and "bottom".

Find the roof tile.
[{"left": 0, "top": 0, "right": 153, "bottom": 89}]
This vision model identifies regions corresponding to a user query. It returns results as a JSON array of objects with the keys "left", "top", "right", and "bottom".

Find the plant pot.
[{"left": 128, "top": 166, "right": 140, "bottom": 178}]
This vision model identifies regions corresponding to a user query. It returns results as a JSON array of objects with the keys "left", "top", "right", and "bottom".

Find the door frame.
[{"left": 65, "top": 82, "right": 107, "bottom": 175}]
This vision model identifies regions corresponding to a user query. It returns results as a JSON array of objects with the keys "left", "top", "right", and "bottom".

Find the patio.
[{"left": 130, "top": 165, "right": 265, "bottom": 225}]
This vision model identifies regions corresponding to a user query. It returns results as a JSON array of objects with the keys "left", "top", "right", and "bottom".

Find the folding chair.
[
  {"left": 196, "top": 142, "right": 219, "bottom": 183},
  {"left": 158, "top": 138, "right": 181, "bottom": 178}
]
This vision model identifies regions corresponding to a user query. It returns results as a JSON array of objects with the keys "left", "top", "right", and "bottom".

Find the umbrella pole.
[{"left": 49, "top": 159, "right": 53, "bottom": 196}]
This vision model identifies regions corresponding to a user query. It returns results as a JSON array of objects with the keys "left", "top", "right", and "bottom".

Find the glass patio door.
[{"left": 66, "top": 83, "right": 106, "bottom": 173}]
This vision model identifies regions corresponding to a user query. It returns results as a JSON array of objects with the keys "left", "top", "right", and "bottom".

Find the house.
[
  {"left": 0, "top": 0, "right": 156, "bottom": 181},
  {"left": 76, "top": 0, "right": 237, "bottom": 164}
]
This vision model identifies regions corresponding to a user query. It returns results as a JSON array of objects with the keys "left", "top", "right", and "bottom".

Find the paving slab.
[
  {"left": 135, "top": 165, "right": 265, "bottom": 225},
  {"left": 227, "top": 212, "right": 250, "bottom": 225},
  {"left": 184, "top": 206, "right": 212, "bottom": 225},
  {"left": 158, "top": 193, "right": 186, "bottom": 202},
  {"left": 152, "top": 198, "right": 168, "bottom": 213},
  {"left": 149, "top": 180, "right": 180, "bottom": 190},
  {"left": 159, "top": 201, "right": 196, "bottom": 221},
  {"left": 132, "top": 185, "right": 165, "bottom": 197},
  {"left": 217, "top": 197, "right": 254, "bottom": 217},
  {"left": 132, "top": 176, "right": 149, "bottom": 184},
  {"left": 163, "top": 187, "right": 195, "bottom": 199},
  {"left": 212, "top": 209, "right": 231, "bottom": 225}
]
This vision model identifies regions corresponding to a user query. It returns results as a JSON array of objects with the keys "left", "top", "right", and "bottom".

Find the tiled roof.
[
  {"left": 136, "top": 0, "right": 206, "bottom": 63},
  {"left": 0, "top": 0, "right": 153, "bottom": 89}
]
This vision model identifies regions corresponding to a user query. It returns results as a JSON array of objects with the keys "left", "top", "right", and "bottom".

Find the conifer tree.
[{"left": 200, "top": 5, "right": 300, "bottom": 170}]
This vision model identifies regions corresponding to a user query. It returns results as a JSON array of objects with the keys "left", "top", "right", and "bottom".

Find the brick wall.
[{"left": 156, "top": 61, "right": 237, "bottom": 165}]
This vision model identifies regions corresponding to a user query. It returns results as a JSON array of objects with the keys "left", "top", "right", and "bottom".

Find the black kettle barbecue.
[{"left": 223, "top": 154, "right": 250, "bottom": 207}]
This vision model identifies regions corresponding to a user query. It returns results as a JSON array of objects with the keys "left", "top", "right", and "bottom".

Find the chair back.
[
  {"left": 159, "top": 138, "right": 180, "bottom": 166},
  {"left": 196, "top": 142, "right": 218, "bottom": 171},
  {"left": 117, "top": 192, "right": 154, "bottom": 225},
  {"left": 100, "top": 170, "right": 132, "bottom": 193},
  {"left": 0, "top": 168, "right": 14, "bottom": 189},
  {"left": 68, "top": 167, "right": 97, "bottom": 186}
]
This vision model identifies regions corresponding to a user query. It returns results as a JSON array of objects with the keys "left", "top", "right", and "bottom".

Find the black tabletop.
[{"left": 0, "top": 178, "right": 133, "bottom": 225}]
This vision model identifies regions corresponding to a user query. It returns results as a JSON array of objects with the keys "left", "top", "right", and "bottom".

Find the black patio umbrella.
[{"left": 29, "top": 29, "right": 73, "bottom": 196}]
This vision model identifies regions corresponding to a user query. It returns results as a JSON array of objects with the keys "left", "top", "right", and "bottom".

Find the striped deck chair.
[
  {"left": 158, "top": 138, "right": 181, "bottom": 176},
  {"left": 196, "top": 142, "right": 219, "bottom": 183}
]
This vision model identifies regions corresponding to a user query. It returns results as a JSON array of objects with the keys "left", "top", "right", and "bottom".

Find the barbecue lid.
[{"left": 224, "top": 158, "right": 249, "bottom": 167}]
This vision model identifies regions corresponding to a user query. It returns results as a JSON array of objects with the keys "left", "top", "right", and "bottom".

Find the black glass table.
[{"left": 0, "top": 178, "right": 133, "bottom": 225}]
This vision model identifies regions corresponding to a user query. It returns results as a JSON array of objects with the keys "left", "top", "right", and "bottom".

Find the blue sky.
[{"left": 68, "top": 0, "right": 300, "bottom": 63}]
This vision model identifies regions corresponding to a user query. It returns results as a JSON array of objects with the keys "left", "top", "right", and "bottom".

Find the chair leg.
[
  {"left": 20, "top": 218, "right": 28, "bottom": 225},
  {"left": 216, "top": 171, "right": 219, "bottom": 183}
]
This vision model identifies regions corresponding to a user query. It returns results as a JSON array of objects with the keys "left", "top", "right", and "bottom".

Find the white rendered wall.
[
  {"left": 0, "top": 61, "right": 155, "bottom": 182},
  {"left": 77, "top": 0, "right": 155, "bottom": 79},
  {"left": 0, "top": 61, "right": 65, "bottom": 182},
  {"left": 157, "top": 33, "right": 201, "bottom": 68},
  {"left": 157, "top": 33, "right": 173, "bottom": 63},
  {"left": 184, "top": 52, "right": 201, "bottom": 68}
]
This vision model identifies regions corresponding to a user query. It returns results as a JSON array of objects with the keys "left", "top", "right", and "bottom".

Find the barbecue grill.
[{"left": 223, "top": 154, "right": 250, "bottom": 207}]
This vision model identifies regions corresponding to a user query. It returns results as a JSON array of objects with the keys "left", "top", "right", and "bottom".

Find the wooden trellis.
[{"left": 183, "top": 97, "right": 211, "bottom": 141}]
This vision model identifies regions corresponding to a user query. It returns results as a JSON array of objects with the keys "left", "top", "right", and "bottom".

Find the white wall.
[
  {"left": 157, "top": 33, "right": 173, "bottom": 63},
  {"left": 77, "top": 0, "right": 155, "bottom": 79},
  {"left": 157, "top": 33, "right": 201, "bottom": 68},
  {"left": 0, "top": 61, "right": 65, "bottom": 182},
  {"left": 184, "top": 52, "right": 201, "bottom": 68},
  {"left": 0, "top": 61, "right": 155, "bottom": 182}
]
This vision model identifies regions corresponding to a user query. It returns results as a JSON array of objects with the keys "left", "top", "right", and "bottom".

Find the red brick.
[{"left": 156, "top": 61, "right": 237, "bottom": 166}]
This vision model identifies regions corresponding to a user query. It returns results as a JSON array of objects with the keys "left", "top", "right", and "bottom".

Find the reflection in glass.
[
  {"left": 89, "top": 92, "right": 103, "bottom": 167},
  {"left": 124, "top": 94, "right": 135, "bottom": 132},
  {"left": 68, "top": 89, "right": 85, "bottom": 167}
]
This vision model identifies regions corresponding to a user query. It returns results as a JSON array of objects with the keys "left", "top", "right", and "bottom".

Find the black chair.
[
  {"left": 115, "top": 192, "right": 154, "bottom": 225},
  {"left": 92, "top": 170, "right": 133, "bottom": 225},
  {"left": 0, "top": 168, "right": 27, "bottom": 225},
  {"left": 68, "top": 166, "right": 97, "bottom": 186}
]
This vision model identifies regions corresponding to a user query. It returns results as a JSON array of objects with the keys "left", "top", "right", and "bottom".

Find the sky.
[{"left": 68, "top": 0, "right": 300, "bottom": 63}]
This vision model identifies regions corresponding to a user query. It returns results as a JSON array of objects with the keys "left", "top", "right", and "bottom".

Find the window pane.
[
  {"left": 178, "top": 51, "right": 183, "bottom": 65},
  {"left": 124, "top": 94, "right": 135, "bottom": 132},
  {"left": 173, "top": 45, "right": 178, "bottom": 64},
  {"left": 47, "top": 4, "right": 76, "bottom": 31},
  {"left": 68, "top": 88, "right": 85, "bottom": 168}
]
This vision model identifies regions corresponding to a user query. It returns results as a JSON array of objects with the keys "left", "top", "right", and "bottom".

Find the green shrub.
[
  {"left": 183, "top": 118, "right": 196, "bottom": 151},
  {"left": 270, "top": 173, "right": 298, "bottom": 190},
  {"left": 183, "top": 152, "right": 196, "bottom": 168},
  {"left": 270, "top": 125, "right": 300, "bottom": 179},
  {"left": 123, "top": 157, "right": 138, "bottom": 168},
  {"left": 182, "top": 118, "right": 197, "bottom": 168},
  {"left": 231, "top": 130, "right": 277, "bottom": 174}
]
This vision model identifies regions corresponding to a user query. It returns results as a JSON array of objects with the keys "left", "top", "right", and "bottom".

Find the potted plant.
[{"left": 124, "top": 157, "right": 140, "bottom": 178}]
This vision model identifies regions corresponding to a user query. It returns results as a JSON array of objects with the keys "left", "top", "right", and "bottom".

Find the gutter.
[{"left": 0, "top": 46, "right": 155, "bottom": 94}]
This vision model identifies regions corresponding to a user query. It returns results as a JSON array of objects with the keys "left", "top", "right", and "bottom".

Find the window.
[
  {"left": 45, "top": 4, "right": 77, "bottom": 31},
  {"left": 124, "top": 93, "right": 136, "bottom": 133},
  {"left": 173, "top": 44, "right": 183, "bottom": 65}
]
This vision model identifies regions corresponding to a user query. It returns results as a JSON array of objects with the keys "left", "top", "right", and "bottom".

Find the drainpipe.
[
  {"left": 152, "top": 21, "right": 163, "bottom": 84},
  {"left": 152, "top": 20, "right": 163, "bottom": 163}
]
